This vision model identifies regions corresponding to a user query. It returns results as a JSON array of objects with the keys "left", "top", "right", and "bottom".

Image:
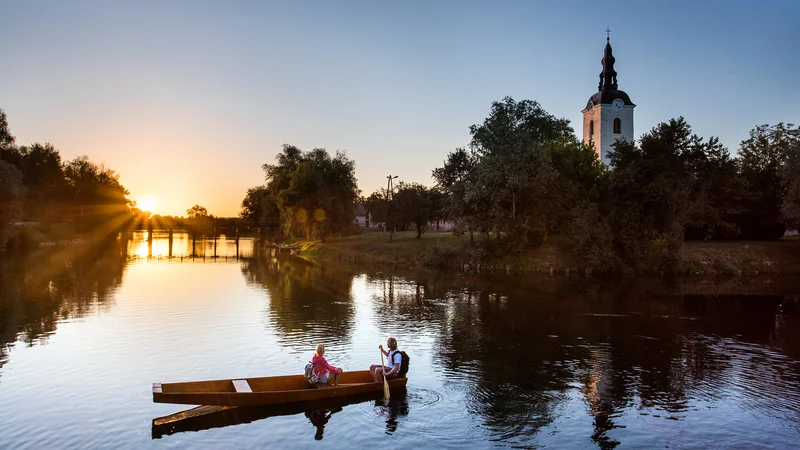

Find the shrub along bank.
[{"left": 294, "top": 230, "right": 800, "bottom": 276}]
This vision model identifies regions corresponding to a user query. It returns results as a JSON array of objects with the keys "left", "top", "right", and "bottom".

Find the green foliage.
[
  {"left": 393, "top": 182, "right": 441, "bottom": 238},
  {"left": 432, "top": 147, "right": 479, "bottom": 239},
  {"left": 240, "top": 187, "right": 267, "bottom": 224},
  {"left": 243, "top": 145, "right": 359, "bottom": 242},
  {"left": 468, "top": 97, "right": 573, "bottom": 155},
  {"left": 1, "top": 109, "right": 133, "bottom": 233},
  {"left": 0, "top": 160, "right": 25, "bottom": 224},
  {"left": 1, "top": 143, "right": 68, "bottom": 222},
  {"left": 186, "top": 204, "right": 209, "bottom": 218},
  {"left": 435, "top": 97, "right": 584, "bottom": 246},
  {"left": 781, "top": 143, "right": 800, "bottom": 230},
  {"left": 607, "top": 117, "right": 744, "bottom": 270},
  {"left": 0, "top": 109, "right": 14, "bottom": 150},
  {"left": 737, "top": 123, "right": 800, "bottom": 239},
  {"left": 185, "top": 204, "right": 214, "bottom": 234},
  {"left": 62, "top": 155, "right": 130, "bottom": 232},
  {"left": 0, "top": 160, "right": 25, "bottom": 248},
  {"left": 563, "top": 201, "right": 615, "bottom": 269},
  {"left": 364, "top": 190, "right": 389, "bottom": 226},
  {"left": 240, "top": 186, "right": 282, "bottom": 239}
]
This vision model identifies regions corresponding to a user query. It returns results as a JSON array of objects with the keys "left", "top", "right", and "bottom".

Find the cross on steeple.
[{"left": 605, "top": 27, "right": 611, "bottom": 41}]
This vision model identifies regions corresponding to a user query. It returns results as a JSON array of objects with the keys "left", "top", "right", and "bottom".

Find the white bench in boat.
[{"left": 232, "top": 379, "right": 253, "bottom": 393}]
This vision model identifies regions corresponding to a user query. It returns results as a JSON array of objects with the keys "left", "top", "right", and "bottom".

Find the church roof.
[
  {"left": 584, "top": 35, "right": 635, "bottom": 109},
  {"left": 585, "top": 90, "right": 635, "bottom": 109}
]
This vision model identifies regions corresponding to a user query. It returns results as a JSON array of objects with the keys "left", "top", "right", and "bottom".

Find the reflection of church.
[{"left": 581, "top": 35, "right": 635, "bottom": 165}]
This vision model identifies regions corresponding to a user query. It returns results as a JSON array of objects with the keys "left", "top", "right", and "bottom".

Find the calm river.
[{"left": 1, "top": 233, "right": 799, "bottom": 449}]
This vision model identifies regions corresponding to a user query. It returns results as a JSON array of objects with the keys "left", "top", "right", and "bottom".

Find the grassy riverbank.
[{"left": 294, "top": 229, "right": 800, "bottom": 275}]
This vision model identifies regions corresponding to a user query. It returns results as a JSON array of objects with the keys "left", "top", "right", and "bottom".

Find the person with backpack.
[
  {"left": 370, "top": 336, "right": 408, "bottom": 382},
  {"left": 311, "top": 343, "right": 342, "bottom": 386}
]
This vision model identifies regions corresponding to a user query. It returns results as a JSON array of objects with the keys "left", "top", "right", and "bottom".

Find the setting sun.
[{"left": 137, "top": 196, "right": 157, "bottom": 213}]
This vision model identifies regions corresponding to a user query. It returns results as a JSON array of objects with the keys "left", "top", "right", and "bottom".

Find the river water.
[{"left": 1, "top": 233, "right": 799, "bottom": 449}]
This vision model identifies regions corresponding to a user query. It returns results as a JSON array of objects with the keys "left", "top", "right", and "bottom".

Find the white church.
[{"left": 581, "top": 36, "right": 635, "bottom": 165}]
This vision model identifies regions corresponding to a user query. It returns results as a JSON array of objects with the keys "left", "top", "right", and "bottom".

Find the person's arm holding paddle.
[
  {"left": 379, "top": 345, "right": 400, "bottom": 378},
  {"left": 370, "top": 337, "right": 400, "bottom": 383}
]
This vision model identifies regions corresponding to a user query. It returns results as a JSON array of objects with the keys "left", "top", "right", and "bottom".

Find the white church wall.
[{"left": 583, "top": 104, "right": 634, "bottom": 166}]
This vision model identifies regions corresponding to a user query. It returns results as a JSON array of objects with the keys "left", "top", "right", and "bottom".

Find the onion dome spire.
[{"left": 598, "top": 30, "right": 618, "bottom": 91}]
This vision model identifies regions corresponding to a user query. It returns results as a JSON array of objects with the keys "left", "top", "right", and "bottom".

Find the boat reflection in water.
[{"left": 152, "top": 388, "right": 408, "bottom": 440}]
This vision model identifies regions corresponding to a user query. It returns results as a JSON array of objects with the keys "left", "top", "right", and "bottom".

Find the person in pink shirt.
[{"left": 312, "top": 343, "right": 342, "bottom": 386}]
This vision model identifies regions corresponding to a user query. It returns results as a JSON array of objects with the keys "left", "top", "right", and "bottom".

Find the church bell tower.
[{"left": 582, "top": 33, "right": 635, "bottom": 165}]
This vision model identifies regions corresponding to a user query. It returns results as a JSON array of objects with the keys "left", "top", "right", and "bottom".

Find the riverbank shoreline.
[{"left": 292, "top": 230, "right": 800, "bottom": 276}]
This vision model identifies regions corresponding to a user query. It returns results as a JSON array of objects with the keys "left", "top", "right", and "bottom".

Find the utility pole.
[{"left": 385, "top": 174, "right": 398, "bottom": 238}]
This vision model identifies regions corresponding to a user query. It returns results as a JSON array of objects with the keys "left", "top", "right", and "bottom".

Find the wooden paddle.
[{"left": 380, "top": 350, "right": 390, "bottom": 399}]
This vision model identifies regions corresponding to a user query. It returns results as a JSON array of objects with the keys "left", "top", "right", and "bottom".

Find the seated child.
[{"left": 312, "top": 343, "right": 342, "bottom": 386}]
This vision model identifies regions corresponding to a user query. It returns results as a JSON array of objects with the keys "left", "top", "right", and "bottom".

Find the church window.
[
  {"left": 589, "top": 120, "right": 594, "bottom": 136},
  {"left": 613, "top": 118, "right": 621, "bottom": 134}
]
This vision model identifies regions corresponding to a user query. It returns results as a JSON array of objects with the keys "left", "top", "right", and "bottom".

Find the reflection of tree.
[
  {"left": 0, "top": 238, "right": 127, "bottom": 373},
  {"left": 240, "top": 254, "right": 355, "bottom": 345},
  {"left": 360, "top": 268, "right": 800, "bottom": 446}
]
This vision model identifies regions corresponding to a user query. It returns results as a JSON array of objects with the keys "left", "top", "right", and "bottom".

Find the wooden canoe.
[{"left": 152, "top": 370, "right": 408, "bottom": 407}]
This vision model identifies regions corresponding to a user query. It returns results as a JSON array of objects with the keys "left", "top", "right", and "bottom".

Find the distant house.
[
  {"left": 354, "top": 203, "right": 369, "bottom": 227},
  {"left": 428, "top": 220, "right": 454, "bottom": 231}
]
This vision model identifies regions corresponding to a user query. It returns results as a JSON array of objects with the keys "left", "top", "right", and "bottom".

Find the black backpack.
[{"left": 397, "top": 350, "right": 410, "bottom": 376}]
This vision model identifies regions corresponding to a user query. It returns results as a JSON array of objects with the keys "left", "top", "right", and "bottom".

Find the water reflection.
[
  {"left": 306, "top": 406, "right": 342, "bottom": 440},
  {"left": 362, "top": 268, "right": 800, "bottom": 447},
  {"left": 152, "top": 392, "right": 383, "bottom": 439},
  {"left": 241, "top": 256, "right": 355, "bottom": 346},
  {"left": 0, "top": 238, "right": 126, "bottom": 374},
  {"left": 375, "top": 389, "right": 410, "bottom": 435},
  {"left": 125, "top": 231, "right": 254, "bottom": 259},
  {"left": 0, "top": 237, "right": 799, "bottom": 448}
]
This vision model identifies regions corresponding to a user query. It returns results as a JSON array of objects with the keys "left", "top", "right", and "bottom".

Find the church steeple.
[
  {"left": 598, "top": 33, "right": 618, "bottom": 91},
  {"left": 583, "top": 29, "right": 635, "bottom": 166}
]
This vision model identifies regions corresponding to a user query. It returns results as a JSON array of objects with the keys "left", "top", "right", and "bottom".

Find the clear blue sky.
[{"left": 2, "top": 0, "right": 798, "bottom": 216}]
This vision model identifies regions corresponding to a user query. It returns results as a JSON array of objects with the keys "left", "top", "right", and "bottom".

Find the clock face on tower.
[{"left": 612, "top": 98, "right": 624, "bottom": 111}]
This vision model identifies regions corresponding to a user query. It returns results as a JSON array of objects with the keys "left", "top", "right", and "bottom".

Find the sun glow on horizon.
[{"left": 137, "top": 196, "right": 158, "bottom": 213}]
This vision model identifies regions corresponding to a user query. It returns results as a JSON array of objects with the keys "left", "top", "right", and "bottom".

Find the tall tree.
[
  {"left": 0, "top": 160, "right": 25, "bottom": 246},
  {"left": 432, "top": 147, "right": 479, "bottom": 242},
  {"left": 780, "top": 143, "right": 800, "bottom": 230},
  {"left": 737, "top": 123, "right": 800, "bottom": 239},
  {"left": 240, "top": 186, "right": 281, "bottom": 239},
  {"left": 394, "top": 182, "right": 438, "bottom": 238},
  {"left": 0, "top": 109, "right": 15, "bottom": 150},
  {"left": 19, "top": 143, "right": 67, "bottom": 222},
  {"left": 186, "top": 204, "right": 209, "bottom": 218},
  {"left": 262, "top": 146, "right": 359, "bottom": 241},
  {"left": 364, "top": 189, "right": 389, "bottom": 227},
  {"left": 608, "top": 117, "right": 731, "bottom": 268},
  {"left": 62, "top": 155, "right": 130, "bottom": 232},
  {"left": 465, "top": 97, "right": 573, "bottom": 244}
]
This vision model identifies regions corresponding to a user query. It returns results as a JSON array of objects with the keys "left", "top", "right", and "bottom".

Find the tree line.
[
  {"left": 0, "top": 109, "right": 131, "bottom": 244},
  {"left": 0, "top": 109, "right": 244, "bottom": 251},
  {"left": 431, "top": 97, "right": 799, "bottom": 270},
  {"left": 240, "top": 144, "right": 448, "bottom": 243},
  {"left": 240, "top": 97, "right": 799, "bottom": 272}
]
